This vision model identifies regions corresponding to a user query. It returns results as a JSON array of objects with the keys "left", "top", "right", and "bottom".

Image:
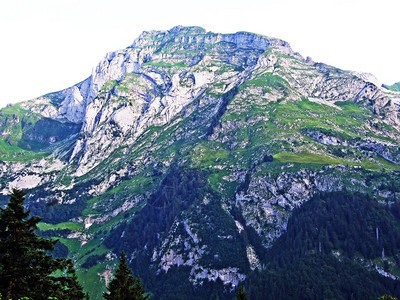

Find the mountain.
[
  {"left": 384, "top": 82, "right": 400, "bottom": 92},
  {"left": 1, "top": 26, "right": 400, "bottom": 299}
]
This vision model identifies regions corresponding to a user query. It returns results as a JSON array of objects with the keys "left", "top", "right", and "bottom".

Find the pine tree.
[
  {"left": 0, "top": 189, "right": 87, "bottom": 300},
  {"left": 236, "top": 283, "right": 249, "bottom": 300},
  {"left": 103, "top": 251, "right": 149, "bottom": 300},
  {"left": 379, "top": 296, "right": 398, "bottom": 300}
]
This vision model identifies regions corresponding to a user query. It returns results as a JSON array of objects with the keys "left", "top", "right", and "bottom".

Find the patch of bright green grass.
[
  {"left": 242, "top": 72, "right": 289, "bottom": 90},
  {"left": 274, "top": 151, "right": 342, "bottom": 165},
  {"left": 375, "top": 156, "right": 400, "bottom": 171},
  {"left": 383, "top": 82, "right": 400, "bottom": 92},
  {"left": 273, "top": 151, "right": 398, "bottom": 172},
  {"left": 191, "top": 141, "right": 230, "bottom": 168},
  {"left": 208, "top": 170, "right": 238, "bottom": 198},
  {"left": 0, "top": 146, "right": 47, "bottom": 162},
  {"left": 38, "top": 221, "right": 83, "bottom": 232},
  {"left": 360, "top": 160, "right": 382, "bottom": 171},
  {"left": 74, "top": 238, "right": 114, "bottom": 299},
  {"left": 77, "top": 262, "right": 111, "bottom": 300},
  {"left": 0, "top": 139, "right": 27, "bottom": 157},
  {"left": 57, "top": 237, "right": 82, "bottom": 255},
  {"left": 266, "top": 99, "right": 372, "bottom": 139}
]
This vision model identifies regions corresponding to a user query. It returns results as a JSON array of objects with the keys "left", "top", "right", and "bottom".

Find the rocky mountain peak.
[{"left": 16, "top": 26, "right": 400, "bottom": 177}]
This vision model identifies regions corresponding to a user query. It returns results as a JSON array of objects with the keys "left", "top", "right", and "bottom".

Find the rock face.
[{"left": 1, "top": 26, "right": 400, "bottom": 298}]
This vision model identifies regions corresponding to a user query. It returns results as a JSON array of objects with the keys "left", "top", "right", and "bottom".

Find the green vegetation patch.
[
  {"left": 208, "top": 170, "right": 239, "bottom": 198},
  {"left": 274, "top": 151, "right": 342, "bottom": 165},
  {"left": 242, "top": 72, "right": 289, "bottom": 90},
  {"left": 375, "top": 156, "right": 400, "bottom": 171},
  {"left": 38, "top": 221, "right": 83, "bottom": 232},
  {"left": 383, "top": 82, "right": 400, "bottom": 92},
  {"left": 83, "top": 176, "right": 155, "bottom": 216},
  {"left": 101, "top": 80, "right": 118, "bottom": 93},
  {"left": 0, "top": 103, "right": 80, "bottom": 160},
  {"left": 57, "top": 237, "right": 82, "bottom": 255},
  {"left": 143, "top": 61, "right": 187, "bottom": 68},
  {"left": 191, "top": 141, "right": 230, "bottom": 168},
  {"left": 77, "top": 261, "right": 109, "bottom": 300},
  {"left": 0, "top": 139, "right": 31, "bottom": 160}
]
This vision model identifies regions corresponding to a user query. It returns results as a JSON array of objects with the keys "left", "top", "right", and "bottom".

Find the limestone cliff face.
[
  {"left": 1, "top": 26, "right": 400, "bottom": 295},
  {"left": 67, "top": 27, "right": 299, "bottom": 176}
]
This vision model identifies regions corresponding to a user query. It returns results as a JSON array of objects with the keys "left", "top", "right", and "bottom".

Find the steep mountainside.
[{"left": 1, "top": 26, "right": 400, "bottom": 299}]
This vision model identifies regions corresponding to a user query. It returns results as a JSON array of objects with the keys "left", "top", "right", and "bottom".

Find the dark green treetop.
[
  {"left": 236, "top": 283, "right": 249, "bottom": 300},
  {"left": 0, "top": 189, "right": 87, "bottom": 300},
  {"left": 379, "top": 296, "right": 398, "bottom": 300},
  {"left": 103, "top": 251, "right": 149, "bottom": 300}
]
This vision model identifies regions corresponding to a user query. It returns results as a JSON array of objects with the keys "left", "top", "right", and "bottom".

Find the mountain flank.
[{"left": 0, "top": 26, "right": 400, "bottom": 299}]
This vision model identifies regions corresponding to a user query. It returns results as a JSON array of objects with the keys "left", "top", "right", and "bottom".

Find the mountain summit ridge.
[{"left": 21, "top": 26, "right": 302, "bottom": 176}]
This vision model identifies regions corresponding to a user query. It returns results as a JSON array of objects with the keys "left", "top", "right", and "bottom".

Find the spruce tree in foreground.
[
  {"left": 104, "top": 251, "right": 149, "bottom": 300},
  {"left": 0, "top": 189, "right": 87, "bottom": 300}
]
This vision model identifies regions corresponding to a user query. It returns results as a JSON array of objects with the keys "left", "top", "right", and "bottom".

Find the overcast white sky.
[{"left": 0, "top": 0, "right": 399, "bottom": 108}]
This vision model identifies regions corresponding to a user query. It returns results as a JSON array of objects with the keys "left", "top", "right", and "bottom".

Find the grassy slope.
[
  {"left": 384, "top": 82, "right": 400, "bottom": 92},
  {"left": 0, "top": 103, "right": 80, "bottom": 161},
  {"left": 0, "top": 104, "right": 45, "bottom": 161}
]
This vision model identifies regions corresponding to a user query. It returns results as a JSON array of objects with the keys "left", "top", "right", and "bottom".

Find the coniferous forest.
[
  {"left": 3, "top": 184, "right": 400, "bottom": 299},
  {"left": 0, "top": 190, "right": 148, "bottom": 300},
  {"left": 246, "top": 191, "right": 400, "bottom": 300}
]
